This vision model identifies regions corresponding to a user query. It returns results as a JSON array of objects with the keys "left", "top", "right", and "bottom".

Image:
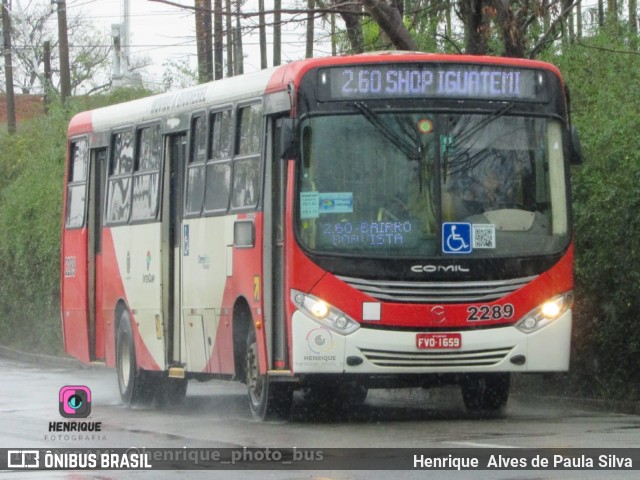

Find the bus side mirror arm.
[{"left": 279, "top": 118, "right": 297, "bottom": 160}]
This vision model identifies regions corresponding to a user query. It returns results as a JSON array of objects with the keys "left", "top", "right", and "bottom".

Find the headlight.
[
  {"left": 291, "top": 290, "right": 360, "bottom": 335},
  {"left": 516, "top": 292, "right": 573, "bottom": 334}
]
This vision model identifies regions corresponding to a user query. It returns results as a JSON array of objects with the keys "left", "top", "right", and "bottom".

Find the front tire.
[
  {"left": 116, "top": 309, "right": 155, "bottom": 406},
  {"left": 302, "top": 381, "right": 368, "bottom": 407},
  {"left": 461, "top": 372, "right": 510, "bottom": 416},
  {"left": 246, "top": 328, "right": 292, "bottom": 420}
]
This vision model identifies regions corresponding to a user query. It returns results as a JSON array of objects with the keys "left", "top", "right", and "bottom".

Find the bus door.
[
  {"left": 162, "top": 133, "right": 187, "bottom": 369},
  {"left": 62, "top": 139, "right": 91, "bottom": 362},
  {"left": 180, "top": 112, "right": 222, "bottom": 375},
  {"left": 180, "top": 113, "right": 221, "bottom": 374},
  {"left": 264, "top": 117, "right": 289, "bottom": 370},
  {"left": 87, "top": 147, "right": 107, "bottom": 360},
  {"left": 63, "top": 142, "right": 107, "bottom": 363}
]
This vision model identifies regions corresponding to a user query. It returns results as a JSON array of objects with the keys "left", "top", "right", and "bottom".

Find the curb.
[
  {"left": 0, "top": 344, "right": 91, "bottom": 369},
  {"left": 510, "top": 391, "right": 640, "bottom": 416},
  {"left": 512, "top": 373, "right": 640, "bottom": 416}
]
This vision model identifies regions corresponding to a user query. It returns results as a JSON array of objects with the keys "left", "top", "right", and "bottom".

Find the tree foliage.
[
  {"left": 2, "top": 1, "right": 113, "bottom": 95},
  {"left": 540, "top": 33, "right": 640, "bottom": 399},
  {"left": 0, "top": 88, "right": 152, "bottom": 354}
]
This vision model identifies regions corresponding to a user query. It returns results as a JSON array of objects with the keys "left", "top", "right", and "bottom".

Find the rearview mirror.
[
  {"left": 569, "top": 125, "right": 583, "bottom": 165},
  {"left": 279, "top": 118, "right": 297, "bottom": 160}
]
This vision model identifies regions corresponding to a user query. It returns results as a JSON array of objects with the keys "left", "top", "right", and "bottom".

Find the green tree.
[
  {"left": 0, "top": 89, "right": 151, "bottom": 353},
  {"left": 542, "top": 33, "right": 640, "bottom": 398}
]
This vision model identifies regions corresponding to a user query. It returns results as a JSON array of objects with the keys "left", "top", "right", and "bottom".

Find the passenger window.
[
  {"left": 185, "top": 115, "right": 207, "bottom": 215},
  {"left": 65, "top": 139, "right": 89, "bottom": 228},
  {"left": 232, "top": 103, "right": 262, "bottom": 209},
  {"left": 236, "top": 103, "right": 262, "bottom": 155},
  {"left": 131, "top": 125, "right": 162, "bottom": 222},
  {"left": 106, "top": 130, "right": 134, "bottom": 224},
  {"left": 211, "top": 109, "right": 233, "bottom": 160},
  {"left": 204, "top": 109, "right": 233, "bottom": 213}
]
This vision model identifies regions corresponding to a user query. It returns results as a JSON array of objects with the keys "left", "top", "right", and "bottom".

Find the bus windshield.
[{"left": 296, "top": 110, "right": 569, "bottom": 258}]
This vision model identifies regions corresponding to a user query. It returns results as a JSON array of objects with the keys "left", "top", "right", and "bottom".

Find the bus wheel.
[
  {"left": 461, "top": 373, "right": 510, "bottom": 416},
  {"left": 303, "top": 382, "right": 368, "bottom": 407},
  {"left": 245, "top": 328, "right": 292, "bottom": 420},
  {"left": 116, "top": 309, "right": 155, "bottom": 406},
  {"left": 157, "top": 377, "right": 188, "bottom": 406},
  {"left": 342, "top": 383, "right": 368, "bottom": 406}
]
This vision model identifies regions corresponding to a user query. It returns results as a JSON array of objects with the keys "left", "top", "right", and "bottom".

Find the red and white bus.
[{"left": 61, "top": 52, "right": 582, "bottom": 419}]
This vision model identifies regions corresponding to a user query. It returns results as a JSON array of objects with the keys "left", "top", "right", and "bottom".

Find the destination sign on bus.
[
  {"left": 318, "top": 64, "right": 547, "bottom": 102},
  {"left": 319, "top": 220, "right": 418, "bottom": 248}
]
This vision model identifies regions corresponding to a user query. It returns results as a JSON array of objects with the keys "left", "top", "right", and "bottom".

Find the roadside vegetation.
[
  {"left": 0, "top": 89, "right": 150, "bottom": 354},
  {"left": 543, "top": 33, "right": 640, "bottom": 399}
]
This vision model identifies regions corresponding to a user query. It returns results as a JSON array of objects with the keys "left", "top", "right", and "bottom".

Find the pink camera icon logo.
[{"left": 59, "top": 386, "right": 91, "bottom": 418}]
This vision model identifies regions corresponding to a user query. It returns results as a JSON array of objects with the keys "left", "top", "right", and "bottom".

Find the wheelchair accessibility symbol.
[{"left": 442, "top": 222, "right": 472, "bottom": 254}]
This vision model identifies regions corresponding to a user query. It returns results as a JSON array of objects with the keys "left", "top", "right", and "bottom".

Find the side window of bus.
[
  {"left": 204, "top": 109, "right": 233, "bottom": 213},
  {"left": 232, "top": 103, "right": 262, "bottom": 209},
  {"left": 106, "top": 129, "right": 134, "bottom": 224},
  {"left": 131, "top": 124, "right": 162, "bottom": 222},
  {"left": 65, "top": 139, "right": 89, "bottom": 228},
  {"left": 186, "top": 115, "right": 207, "bottom": 215}
]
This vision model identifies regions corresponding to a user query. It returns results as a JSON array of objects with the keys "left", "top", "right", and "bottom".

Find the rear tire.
[
  {"left": 116, "top": 309, "right": 155, "bottom": 406},
  {"left": 461, "top": 373, "right": 510, "bottom": 416},
  {"left": 246, "top": 328, "right": 292, "bottom": 420}
]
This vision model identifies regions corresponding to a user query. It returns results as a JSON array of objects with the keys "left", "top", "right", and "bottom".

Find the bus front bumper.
[{"left": 290, "top": 309, "right": 571, "bottom": 375}]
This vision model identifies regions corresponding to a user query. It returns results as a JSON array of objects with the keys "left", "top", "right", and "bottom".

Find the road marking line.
[{"left": 444, "top": 441, "right": 517, "bottom": 449}]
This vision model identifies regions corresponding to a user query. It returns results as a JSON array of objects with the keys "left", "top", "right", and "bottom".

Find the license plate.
[{"left": 416, "top": 333, "right": 462, "bottom": 350}]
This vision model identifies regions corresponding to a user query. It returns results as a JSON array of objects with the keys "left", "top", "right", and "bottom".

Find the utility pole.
[
  {"left": 258, "top": 0, "right": 267, "bottom": 69},
  {"left": 2, "top": 0, "right": 16, "bottom": 134},
  {"left": 123, "top": 0, "right": 130, "bottom": 76},
  {"left": 273, "top": 0, "right": 281, "bottom": 66},
  {"left": 111, "top": 24, "right": 123, "bottom": 84},
  {"left": 53, "top": 0, "right": 71, "bottom": 103},
  {"left": 112, "top": 0, "right": 140, "bottom": 87},
  {"left": 43, "top": 41, "right": 52, "bottom": 113}
]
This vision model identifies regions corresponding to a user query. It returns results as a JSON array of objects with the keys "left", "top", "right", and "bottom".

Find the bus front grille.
[
  {"left": 336, "top": 275, "right": 538, "bottom": 304},
  {"left": 359, "top": 347, "right": 512, "bottom": 368}
]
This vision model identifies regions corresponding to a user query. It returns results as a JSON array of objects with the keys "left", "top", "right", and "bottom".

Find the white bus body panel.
[
  {"left": 111, "top": 224, "right": 166, "bottom": 370},
  {"left": 181, "top": 215, "right": 237, "bottom": 372}
]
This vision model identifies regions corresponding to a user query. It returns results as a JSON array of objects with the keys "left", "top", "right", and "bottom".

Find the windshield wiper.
[
  {"left": 448, "top": 102, "right": 516, "bottom": 148},
  {"left": 352, "top": 102, "right": 420, "bottom": 162},
  {"left": 443, "top": 102, "right": 516, "bottom": 181}
]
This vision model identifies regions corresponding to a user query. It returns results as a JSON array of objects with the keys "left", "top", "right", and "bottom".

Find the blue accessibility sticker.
[{"left": 442, "top": 222, "right": 472, "bottom": 254}]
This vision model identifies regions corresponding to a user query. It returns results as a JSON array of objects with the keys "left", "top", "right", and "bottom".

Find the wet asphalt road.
[{"left": 1, "top": 355, "right": 640, "bottom": 479}]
